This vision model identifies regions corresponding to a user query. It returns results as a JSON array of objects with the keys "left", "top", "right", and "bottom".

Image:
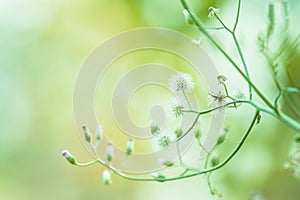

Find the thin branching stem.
[
  {"left": 180, "top": 0, "right": 269, "bottom": 108},
  {"left": 233, "top": 0, "right": 241, "bottom": 32}
]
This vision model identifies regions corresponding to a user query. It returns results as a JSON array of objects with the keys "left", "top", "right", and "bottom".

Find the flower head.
[
  {"left": 172, "top": 104, "right": 184, "bottom": 117},
  {"left": 209, "top": 91, "right": 227, "bottom": 105},
  {"left": 217, "top": 75, "right": 227, "bottom": 84},
  {"left": 208, "top": 7, "right": 220, "bottom": 19},
  {"left": 158, "top": 135, "right": 172, "bottom": 148},
  {"left": 150, "top": 122, "right": 161, "bottom": 136},
  {"left": 168, "top": 72, "right": 195, "bottom": 93}
]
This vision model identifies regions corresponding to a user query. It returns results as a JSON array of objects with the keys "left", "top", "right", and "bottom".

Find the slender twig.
[
  {"left": 233, "top": 0, "right": 241, "bottom": 32},
  {"left": 180, "top": 0, "right": 269, "bottom": 108},
  {"left": 73, "top": 110, "right": 260, "bottom": 182}
]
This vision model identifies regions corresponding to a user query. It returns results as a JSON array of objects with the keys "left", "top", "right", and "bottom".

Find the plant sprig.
[{"left": 62, "top": 0, "right": 300, "bottom": 198}]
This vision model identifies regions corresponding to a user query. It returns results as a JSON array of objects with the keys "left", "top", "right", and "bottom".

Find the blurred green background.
[{"left": 1, "top": 0, "right": 300, "bottom": 199}]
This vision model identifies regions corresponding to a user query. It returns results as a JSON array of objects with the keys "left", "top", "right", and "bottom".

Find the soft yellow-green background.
[{"left": 1, "top": 0, "right": 300, "bottom": 200}]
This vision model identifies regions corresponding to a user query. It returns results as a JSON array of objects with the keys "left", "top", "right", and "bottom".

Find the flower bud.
[
  {"left": 211, "top": 188, "right": 223, "bottom": 198},
  {"left": 183, "top": 9, "right": 195, "bottom": 25},
  {"left": 82, "top": 124, "right": 92, "bottom": 143},
  {"left": 195, "top": 129, "right": 202, "bottom": 139},
  {"left": 174, "top": 128, "right": 183, "bottom": 139},
  {"left": 151, "top": 123, "right": 161, "bottom": 136},
  {"left": 151, "top": 172, "right": 166, "bottom": 182},
  {"left": 106, "top": 143, "right": 114, "bottom": 162},
  {"left": 217, "top": 132, "right": 226, "bottom": 145},
  {"left": 61, "top": 150, "right": 76, "bottom": 165},
  {"left": 95, "top": 125, "right": 103, "bottom": 141},
  {"left": 208, "top": 7, "right": 220, "bottom": 19},
  {"left": 217, "top": 75, "right": 227, "bottom": 84},
  {"left": 163, "top": 160, "right": 174, "bottom": 167},
  {"left": 210, "top": 153, "right": 220, "bottom": 167},
  {"left": 102, "top": 170, "right": 112, "bottom": 185},
  {"left": 126, "top": 138, "right": 134, "bottom": 156}
]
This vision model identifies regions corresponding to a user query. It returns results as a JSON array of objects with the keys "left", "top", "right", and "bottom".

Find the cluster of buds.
[
  {"left": 168, "top": 72, "right": 195, "bottom": 93},
  {"left": 62, "top": 123, "right": 136, "bottom": 186}
]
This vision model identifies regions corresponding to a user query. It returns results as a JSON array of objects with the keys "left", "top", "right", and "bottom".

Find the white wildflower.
[
  {"left": 217, "top": 75, "right": 227, "bottom": 84},
  {"left": 168, "top": 72, "right": 195, "bottom": 93},
  {"left": 209, "top": 91, "right": 227, "bottom": 105},
  {"left": 208, "top": 7, "right": 220, "bottom": 19}
]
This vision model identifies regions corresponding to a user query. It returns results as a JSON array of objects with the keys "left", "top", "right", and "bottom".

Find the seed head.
[{"left": 168, "top": 72, "right": 195, "bottom": 93}]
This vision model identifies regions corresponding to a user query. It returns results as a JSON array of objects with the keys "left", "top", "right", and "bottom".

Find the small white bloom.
[
  {"left": 102, "top": 170, "right": 112, "bottom": 185},
  {"left": 168, "top": 72, "right": 195, "bottom": 93},
  {"left": 158, "top": 135, "right": 172, "bottom": 148},
  {"left": 209, "top": 91, "right": 227, "bottom": 105},
  {"left": 208, "top": 7, "right": 220, "bottom": 19}
]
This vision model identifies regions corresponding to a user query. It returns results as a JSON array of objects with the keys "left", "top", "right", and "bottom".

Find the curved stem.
[
  {"left": 98, "top": 110, "right": 260, "bottom": 182},
  {"left": 182, "top": 89, "right": 192, "bottom": 109},
  {"left": 75, "top": 160, "right": 98, "bottom": 167}
]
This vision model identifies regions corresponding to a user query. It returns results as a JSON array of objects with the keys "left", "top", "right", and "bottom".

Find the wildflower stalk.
[
  {"left": 71, "top": 110, "right": 260, "bottom": 182},
  {"left": 179, "top": 0, "right": 300, "bottom": 132},
  {"left": 209, "top": 1, "right": 253, "bottom": 100},
  {"left": 63, "top": 0, "right": 300, "bottom": 191},
  {"left": 179, "top": 0, "right": 272, "bottom": 109}
]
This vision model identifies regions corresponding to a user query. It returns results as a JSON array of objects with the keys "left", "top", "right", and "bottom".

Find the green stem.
[
  {"left": 180, "top": 0, "right": 270, "bottom": 108},
  {"left": 182, "top": 89, "right": 192, "bottom": 109},
  {"left": 233, "top": 0, "right": 241, "bottom": 32},
  {"left": 232, "top": 33, "right": 253, "bottom": 100},
  {"left": 214, "top": 13, "right": 253, "bottom": 100},
  {"left": 75, "top": 160, "right": 99, "bottom": 167},
  {"left": 98, "top": 110, "right": 260, "bottom": 182}
]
